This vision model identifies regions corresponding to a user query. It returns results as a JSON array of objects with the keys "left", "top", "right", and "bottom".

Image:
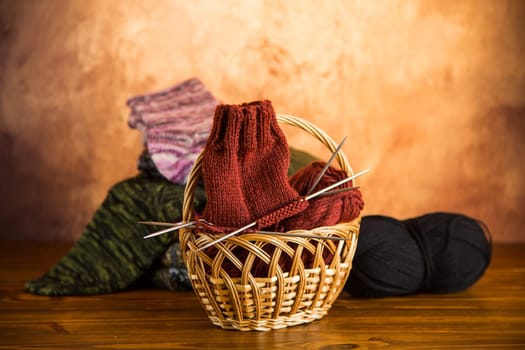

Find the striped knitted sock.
[
  {"left": 127, "top": 78, "right": 219, "bottom": 184},
  {"left": 25, "top": 174, "right": 206, "bottom": 296}
]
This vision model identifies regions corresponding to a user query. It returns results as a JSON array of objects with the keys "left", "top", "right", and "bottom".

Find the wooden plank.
[{"left": 0, "top": 241, "right": 524, "bottom": 349}]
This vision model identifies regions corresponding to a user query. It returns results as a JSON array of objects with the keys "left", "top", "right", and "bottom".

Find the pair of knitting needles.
[{"left": 141, "top": 137, "right": 370, "bottom": 251}]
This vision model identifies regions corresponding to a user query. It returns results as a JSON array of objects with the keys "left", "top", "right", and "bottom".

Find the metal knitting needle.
[
  {"left": 305, "top": 136, "right": 347, "bottom": 196},
  {"left": 195, "top": 168, "right": 370, "bottom": 252},
  {"left": 317, "top": 185, "right": 360, "bottom": 197},
  {"left": 195, "top": 221, "right": 257, "bottom": 252},
  {"left": 143, "top": 221, "right": 197, "bottom": 239},
  {"left": 305, "top": 168, "right": 370, "bottom": 201},
  {"left": 140, "top": 222, "right": 351, "bottom": 241},
  {"left": 141, "top": 188, "right": 358, "bottom": 233}
]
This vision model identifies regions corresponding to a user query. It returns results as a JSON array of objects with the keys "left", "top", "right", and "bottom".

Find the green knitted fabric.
[
  {"left": 25, "top": 173, "right": 206, "bottom": 295},
  {"left": 25, "top": 148, "right": 316, "bottom": 295}
]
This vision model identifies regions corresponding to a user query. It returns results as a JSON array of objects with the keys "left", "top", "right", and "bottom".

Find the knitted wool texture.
[
  {"left": 271, "top": 161, "right": 364, "bottom": 272},
  {"left": 279, "top": 160, "right": 364, "bottom": 231},
  {"left": 200, "top": 100, "right": 307, "bottom": 232},
  {"left": 127, "top": 78, "right": 219, "bottom": 184},
  {"left": 154, "top": 148, "right": 318, "bottom": 287},
  {"left": 345, "top": 213, "right": 492, "bottom": 297},
  {"left": 24, "top": 174, "right": 206, "bottom": 295},
  {"left": 210, "top": 160, "right": 364, "bottom": 278},
  {"left": 24, "top": 148, "right": 315, "bottom": 295}
]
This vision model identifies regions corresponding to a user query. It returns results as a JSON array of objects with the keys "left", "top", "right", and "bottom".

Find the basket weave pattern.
[{"left": 179, "top": 114, "right": 361, "bottom": 331}]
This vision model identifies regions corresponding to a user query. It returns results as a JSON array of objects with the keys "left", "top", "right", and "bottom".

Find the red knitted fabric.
[
  {"left": 218, "top": 161, "right": 365, "bottom": 277},
  {"left": 238, "top": 101, "right": 305, "bottom": 227},
  {"left": 200, "top": 100, "right": 305, "bottom": 232},
  {"left": 278, "top": 161, "right": 365, "bottom": 231},
  {"left": 200, "top": 104, "right": 251, "bottom": 231}
]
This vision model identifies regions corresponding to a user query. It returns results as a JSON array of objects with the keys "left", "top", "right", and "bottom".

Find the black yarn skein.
[{"left": 345, "top": 212, "right": 492, "bottom": 298}]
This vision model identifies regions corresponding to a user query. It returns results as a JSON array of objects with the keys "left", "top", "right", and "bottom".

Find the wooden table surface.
[{"left": 1, "top": 240, "right": 524, "bottom": 350}]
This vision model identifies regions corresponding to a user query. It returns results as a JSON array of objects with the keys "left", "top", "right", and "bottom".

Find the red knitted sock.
[
  {"left": 200, "top": 100, "right": 306, "bottom": 232},
  {"left": 237, "top": 101, "right": 306, "bottom": 229},
  {"left": 200, "top": 104, "right": 252, "bottom": 231}
]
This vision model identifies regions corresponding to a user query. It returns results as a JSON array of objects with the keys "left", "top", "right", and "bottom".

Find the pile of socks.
[{"left": 25, "top": 79, "right": 328, "bottom": 295}]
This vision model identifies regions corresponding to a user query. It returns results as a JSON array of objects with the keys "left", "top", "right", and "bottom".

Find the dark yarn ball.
[{"left": 345, "top": 212, "right": 492, "bottom": 298}]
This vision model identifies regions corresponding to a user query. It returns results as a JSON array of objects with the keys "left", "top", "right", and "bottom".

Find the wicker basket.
[{"left": 179, "top": 114, "right": 361, "bottom": 331}]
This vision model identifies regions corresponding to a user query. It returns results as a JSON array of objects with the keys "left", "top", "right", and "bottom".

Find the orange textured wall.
[{"left": 1, "top": 0, "right": 524, "bottom": 242}]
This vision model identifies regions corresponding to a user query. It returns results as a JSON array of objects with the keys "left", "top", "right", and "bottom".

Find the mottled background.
[{"left": 1, "top": 0, "right": 524, "bottom": 242}]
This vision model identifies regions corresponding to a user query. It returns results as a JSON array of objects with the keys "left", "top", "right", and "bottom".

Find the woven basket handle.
[{"left": 181, "top": 113, "right": 354, "bottom": 222}]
